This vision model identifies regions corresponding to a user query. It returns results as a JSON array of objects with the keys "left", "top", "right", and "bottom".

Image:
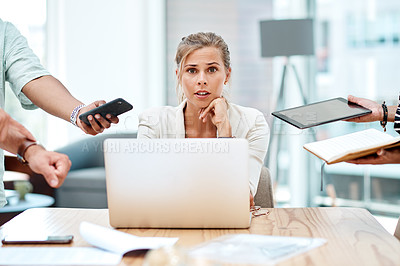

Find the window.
[
  {"left": 0, "top": 0, "right": 48, "bottom": 144},
  {"left": 314, "top": 0, "right": 400, "bottom": 217}
]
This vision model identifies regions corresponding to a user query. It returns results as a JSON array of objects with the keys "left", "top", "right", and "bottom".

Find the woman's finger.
[{"left": 199, "top": 101, "right": 216, "bottom": 121}]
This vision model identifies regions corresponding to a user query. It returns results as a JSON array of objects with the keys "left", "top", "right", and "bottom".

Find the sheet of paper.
[
  {"left": 189, "top": 234, "right": 327, "bottom": 265},
  {"left": 0, "top": 247, "right": 121, "bottom": 265},
  {"left": 80, "top": 221, "right": 179, "bottom": 255}
]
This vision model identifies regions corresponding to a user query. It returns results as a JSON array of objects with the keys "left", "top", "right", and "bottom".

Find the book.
[{"left": 303, "top": 128, "right": 400, "bottom": 164}]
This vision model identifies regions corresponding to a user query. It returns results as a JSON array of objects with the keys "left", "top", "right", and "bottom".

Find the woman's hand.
[
  {"left": 346, "top": 95, "right": 382, "bottom": 123},
  {"left": 76, "top": 100, "right": 119, "bottom": 135},
  {"left": 199, "top": 97, "right": 232, "bottom": 137},
  {"left": 347, "top": 147, "right": 400, "bottom": 164}
]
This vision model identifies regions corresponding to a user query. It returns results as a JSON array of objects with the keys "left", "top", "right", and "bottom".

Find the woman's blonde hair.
[{"left": 175, "top": 32, "right": 231, "bottom": 103}]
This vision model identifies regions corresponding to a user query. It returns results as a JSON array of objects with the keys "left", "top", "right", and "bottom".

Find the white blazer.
[{"left": 138, "top": 100, "right": 270, "bottom": 196}]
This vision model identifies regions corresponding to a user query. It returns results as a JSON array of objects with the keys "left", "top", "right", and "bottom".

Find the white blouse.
[{"left": 138, "top": 100, "right": 270, "bottom": 196}]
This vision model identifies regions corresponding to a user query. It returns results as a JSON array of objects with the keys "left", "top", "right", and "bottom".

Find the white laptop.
[{"left": 103, "top": 138, "right": 251, "bottom": 228}]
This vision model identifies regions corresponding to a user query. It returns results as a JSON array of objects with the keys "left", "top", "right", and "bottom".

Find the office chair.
[{"left": 254, "top": 166, "right": 274, "bottom": 208}]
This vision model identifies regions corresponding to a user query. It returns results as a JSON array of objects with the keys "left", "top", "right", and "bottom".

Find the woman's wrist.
[{"left": 216, "top": 120, "right": 232, "bottom": 137}]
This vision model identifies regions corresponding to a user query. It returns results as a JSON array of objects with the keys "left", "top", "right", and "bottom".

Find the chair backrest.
[
  {"left": 254, "top": 166, "right": 274, "bottom": 208},
  {"left": 56, "top": 132, "right": 136, "bottom": 171},
  {"left": 395, "top": 217, "right": 400, "bottom": 241}
]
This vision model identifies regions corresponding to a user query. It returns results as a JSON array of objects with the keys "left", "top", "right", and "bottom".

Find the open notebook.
[{"left": 303, "top": 128, "right": 400, "bottom": 164}]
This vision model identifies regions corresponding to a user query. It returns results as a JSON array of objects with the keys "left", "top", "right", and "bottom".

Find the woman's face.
[{"left": 179, "top": 47, "right": 230, "bottom": 110}]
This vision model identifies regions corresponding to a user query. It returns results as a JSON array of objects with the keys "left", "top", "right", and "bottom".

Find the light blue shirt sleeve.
[
  {"left": 0, "top": 150, "right": 5, "bottom": 208},
  {"left": 0, "top": 19, "right": 50, "bottom": 207},
  {"left": 3, "top": 20, "right": 50, "bottom": 110}
]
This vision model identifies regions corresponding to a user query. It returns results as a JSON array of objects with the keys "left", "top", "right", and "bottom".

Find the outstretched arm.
[
  {"left": 0, "top": 109, "right": 71, "bottom": 187},
  {"left": 4, "top": 21, "right": 118, "bottom": 135},
  {"left": 346, "top": 95, "right": 396, "bottom": 123},
  {"left": 22, "top": 75, "right": 119, "bottom": 135}
]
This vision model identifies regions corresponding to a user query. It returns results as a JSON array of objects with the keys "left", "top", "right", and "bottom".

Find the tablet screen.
[{"left": 272, "top": 97, "right": 372, "bottom": 129}]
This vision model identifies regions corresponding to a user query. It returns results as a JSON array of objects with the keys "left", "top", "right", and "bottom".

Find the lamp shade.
[{"left": 260, "top": 18, "right": 314, "bottom": 57}]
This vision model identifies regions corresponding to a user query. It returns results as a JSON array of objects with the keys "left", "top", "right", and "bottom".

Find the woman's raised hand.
[{"left": 199, "top": 97, "right": 232, "bottom": 137}]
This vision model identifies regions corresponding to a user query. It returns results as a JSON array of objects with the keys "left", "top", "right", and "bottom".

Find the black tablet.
[{"left": 271, "top": 97, "right": 372, "bottom": 129}]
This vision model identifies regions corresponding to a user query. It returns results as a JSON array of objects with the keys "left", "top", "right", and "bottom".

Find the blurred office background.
[{"left": 1, "top": 0, "right": 400, "bottom": 229}]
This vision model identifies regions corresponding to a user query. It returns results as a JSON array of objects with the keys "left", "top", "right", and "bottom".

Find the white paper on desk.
[
  {"left": 189, "top": 234, "right": 327, "bottom": 265},
  {"left": 0, "top": 247, "right": 121, "bottom": 265},
  {"left": 79, "top": 221, "right": 179, "bottom": 255}
]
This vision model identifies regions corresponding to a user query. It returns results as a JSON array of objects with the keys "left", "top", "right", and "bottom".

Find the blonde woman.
[{"left": 138, "top": 32, "right": 269, "bottom": 206}]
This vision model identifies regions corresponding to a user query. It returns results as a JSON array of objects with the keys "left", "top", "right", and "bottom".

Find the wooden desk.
[
  {"left": 0, "top": 193, "right": 54, "bottom": 226},
  {"left": 0, "top": 207, "right": 399, "bottom": 265}
]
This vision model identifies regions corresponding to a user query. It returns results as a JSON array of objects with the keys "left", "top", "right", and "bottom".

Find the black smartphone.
[
  {"left": 1, "top": 235, "right": 74, "bottom": 244},
  {"left": 78, "top": 98, "right": 133, "bottom": 126}
]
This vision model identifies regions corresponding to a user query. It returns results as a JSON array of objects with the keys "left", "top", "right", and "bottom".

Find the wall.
[{"left": 46, "top": 0, "right": 166, "bottom": 147}]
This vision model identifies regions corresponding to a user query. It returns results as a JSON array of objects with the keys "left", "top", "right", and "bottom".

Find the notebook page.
[{"left": 303, "top": 129, "right": 396, "bottom": 162}]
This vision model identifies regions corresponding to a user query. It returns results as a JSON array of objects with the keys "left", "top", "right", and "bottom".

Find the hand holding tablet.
[{"left": 272, "top": 97, "right": 372, "bottom": 129}]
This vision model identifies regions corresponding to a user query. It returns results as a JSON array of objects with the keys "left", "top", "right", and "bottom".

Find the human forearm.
[
  {"left": 0, "top": 109, "right": 36, "bottom": 154},
  {"left": 388, "top": 105, "right": 397, "bottom": 122},
  {"left": 22, "top": 75, "right": 83, "bottom": 122},
  {"left": 216, "top": 120, "right": 232, "bottom": 137},
  {"left": 0, "top": 108, "right": 71, "bottom": 187},
  {"left": 374, "top": 103, "right": 397, "bottom": 123},
  {"left": 22, "top": 75, "right": 119, "bottom": 135},
  {"left": 347, "top": 95, "right": 398, "bottom": 123}
]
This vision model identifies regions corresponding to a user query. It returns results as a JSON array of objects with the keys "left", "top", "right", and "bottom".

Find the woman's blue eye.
[
  {"left": 209, "top": 67, "right": 217, "bottom": 73},
  {"left": 188, "top": 68, "right": 196, "bottom": 73}
]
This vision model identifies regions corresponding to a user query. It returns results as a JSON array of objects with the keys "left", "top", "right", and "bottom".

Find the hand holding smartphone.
[
  {"left": 2, "top": 235, "right": 73, "bottom": 244},
  {"left": 79, "top": 98, "right": 133, "bottom": 126}
]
